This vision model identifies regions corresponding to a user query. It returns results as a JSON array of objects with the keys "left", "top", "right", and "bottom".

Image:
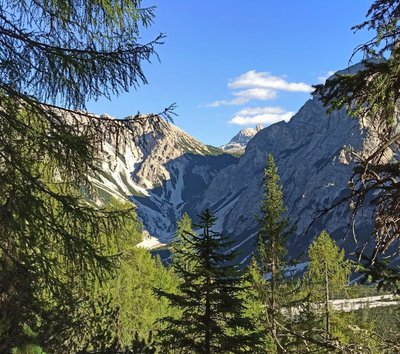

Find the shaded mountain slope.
[{"left": 93, "top": 73, "right": 379, "bottom": 259}]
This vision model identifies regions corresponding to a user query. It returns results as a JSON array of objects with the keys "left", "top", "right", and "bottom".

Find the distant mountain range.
[{"left": 92, "top": 68, "right": 378, "bottom": 261}]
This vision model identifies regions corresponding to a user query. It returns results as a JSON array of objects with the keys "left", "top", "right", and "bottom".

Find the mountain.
[
  {"left": 221, "top": 125, "right": 263, "bottom": 153},
  {"left": 90, "top": 118, "right": 236, "bottom": 242},
  {"left": 199, "top": 98, "right": 373, "bottom": 261},
  {"left": 93, "top": 69, "right": 378, "bottom": 259}
]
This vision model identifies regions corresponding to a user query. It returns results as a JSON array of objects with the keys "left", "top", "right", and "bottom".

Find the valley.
[{"left": 93, "top": 67, "right": 375, "bottom": 261}]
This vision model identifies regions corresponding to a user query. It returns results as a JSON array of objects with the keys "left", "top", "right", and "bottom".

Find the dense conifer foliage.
[
  {"left": 0, "top": 1, "right": 174, "bottom": 352},
  {"left": 157, "top": 209, "right": 259, "bottom": 353},
  {"left": 253, "top": 154, "right": 289, "bottom": 352}
]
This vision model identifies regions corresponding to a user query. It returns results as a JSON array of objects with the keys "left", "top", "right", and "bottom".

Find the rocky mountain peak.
[{"left": 221, "top": 125, "right": 263, "bottom": 153}]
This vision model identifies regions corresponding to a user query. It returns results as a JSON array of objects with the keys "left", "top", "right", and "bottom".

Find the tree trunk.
[
  {"left": 271, "top": 239, "right": 276, "bottom": 334},
  {"left": 324, "top": 260, "right": 330, "bottom": 337},
  {"left": 271, "top": 235, "right": 285, "bottom": 353},
  {"left": 204, "top": 224, "right": 211, "bottom": 354}
]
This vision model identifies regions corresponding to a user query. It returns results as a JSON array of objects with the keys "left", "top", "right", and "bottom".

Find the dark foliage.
[
  {"left": 314, "top": 0, "right": 400, "bottom": 291},
  {"left": 157, "top": 209, "right": 259, "bottom": 354},
  {"left": 0, "top": 1, "right": 174, "bottom": 352}
]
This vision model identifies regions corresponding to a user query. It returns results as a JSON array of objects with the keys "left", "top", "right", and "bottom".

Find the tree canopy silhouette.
[
  {"left": 0, "top": 1, "right": 173, "bottom": 351},
  {"left": 314, "top": 0, "right": 400, "bottom": 291}
]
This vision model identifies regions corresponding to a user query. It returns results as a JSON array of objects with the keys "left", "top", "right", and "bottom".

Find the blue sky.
[{"left": 87, "top": 0, "right": 373, "bottom": 146}]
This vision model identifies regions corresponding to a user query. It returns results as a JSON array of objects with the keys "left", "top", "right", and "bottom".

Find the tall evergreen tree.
[
  {"left": 256, "top": 154, "right": 291, "bottom": 353},
  {"left": 158, "top": 209, "right": 258, "bottom": 354}
]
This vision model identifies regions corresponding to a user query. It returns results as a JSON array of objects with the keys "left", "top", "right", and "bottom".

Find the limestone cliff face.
[
  {"left": 93, "top": 70, "right": 380, "bottom": 257},
  {"left": 91, "top": 118, "right": 236, "bottom": 242},
  {"left": 94, "top": 118, "right": 221, "bottom": 192},
  {"left": 221, "top": 125, "right": 263, "bottom": 153},
  {"left": 199, "top": 96, "right": 371, "bottom": 260}
]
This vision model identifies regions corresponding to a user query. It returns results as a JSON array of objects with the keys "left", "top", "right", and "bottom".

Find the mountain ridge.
[
  {"left": 221, "top": 125, "right": 263, "bottom": 153},
  {"left": 91, "top": 69, "right": 380, "bottom": 258}
]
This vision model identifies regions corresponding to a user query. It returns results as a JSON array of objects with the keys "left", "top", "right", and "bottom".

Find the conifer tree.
[
  {"left": 171, "top": 213, "right": 195, "bottom": 271},
  {"left": 306, "top": 230, "right": 351, "bottom": 338},
  {"left": 243, "top": 257, "right": 277, "bottom": 353},
  {"left": 299, "top": 230, "right": 366, "bottom": 352},
  {"left": 0, "top": 1, "right": 172, "bottom": 351},
  {"left": 256, "top": 154, "right": 291, "bottom": 353},
  {"left": 176, "top": 213, "right": 194, "bottom": 238},
  {"left": 158, "top": 209, "right": 258, "bottom": 354},
  {"left": 275, "top": 232, "right": 378, "bottom": 353}
]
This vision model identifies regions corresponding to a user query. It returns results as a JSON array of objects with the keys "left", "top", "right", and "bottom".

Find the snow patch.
[{"left": 137, "top": 234, "right": 166, "bottom": 250}]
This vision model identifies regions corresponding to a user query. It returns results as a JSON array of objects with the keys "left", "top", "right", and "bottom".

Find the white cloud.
[
  {"left": 234, "top": 106, "right": 284, "bottom": 115},
  {"left": 206, "top": 88, "right": 276, "bottom": 107},
  {"left": 205, "top": 70, "right": 312, "bottom": 108},
  {"left": 228, "top": 70, "right": 313, "bottom": 93},
  {"left": 234, "top": 88, "right": 277, "bottom": 101},
  {"left": 206, "top": 100, "right": 233, "bottom": 108},
  {"left": 229, "top": 106, "right": 294, "bottom": 126},
  {"left": 317, "top": 70, "right": 336, "bottom": 83}
]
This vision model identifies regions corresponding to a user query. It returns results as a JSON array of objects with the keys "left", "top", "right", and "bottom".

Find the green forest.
[{"left": 1, "top": 1, "right": 400, "bottom": 353}]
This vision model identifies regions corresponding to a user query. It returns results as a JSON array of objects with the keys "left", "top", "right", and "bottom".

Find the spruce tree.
[
  {"left": 256, "top": 154, "right": 291, "bottom": 353},
  {"left": 158, "top": 209, "right": 257, "bottom": 354}
]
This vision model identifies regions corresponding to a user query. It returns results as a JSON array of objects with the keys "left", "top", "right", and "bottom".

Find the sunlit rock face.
[
  {"left": 221, "top": 125, "right": 263, "bottom": 153},
  {"left": 92, "top": 118, "right": 236, "bottom": 242},
  {"left": 199, "top": 96, "right": 371, "bottom": 261},
  {"left": 95, "top": 69, "right": 380, "bottom": 260}
]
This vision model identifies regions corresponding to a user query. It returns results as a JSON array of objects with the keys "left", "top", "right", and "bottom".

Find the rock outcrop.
[
  {"left": 91, "top": 119, "right": 236, "bottom": 242},
  {"left": 221, "top": 125, "right": 263, "bottom": 153},
  {"left": 199, "top": 97, "right": 371, "bottom": 261},
  {"left": 93, "top": 69, "right": 378, "bottom": 259}
]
